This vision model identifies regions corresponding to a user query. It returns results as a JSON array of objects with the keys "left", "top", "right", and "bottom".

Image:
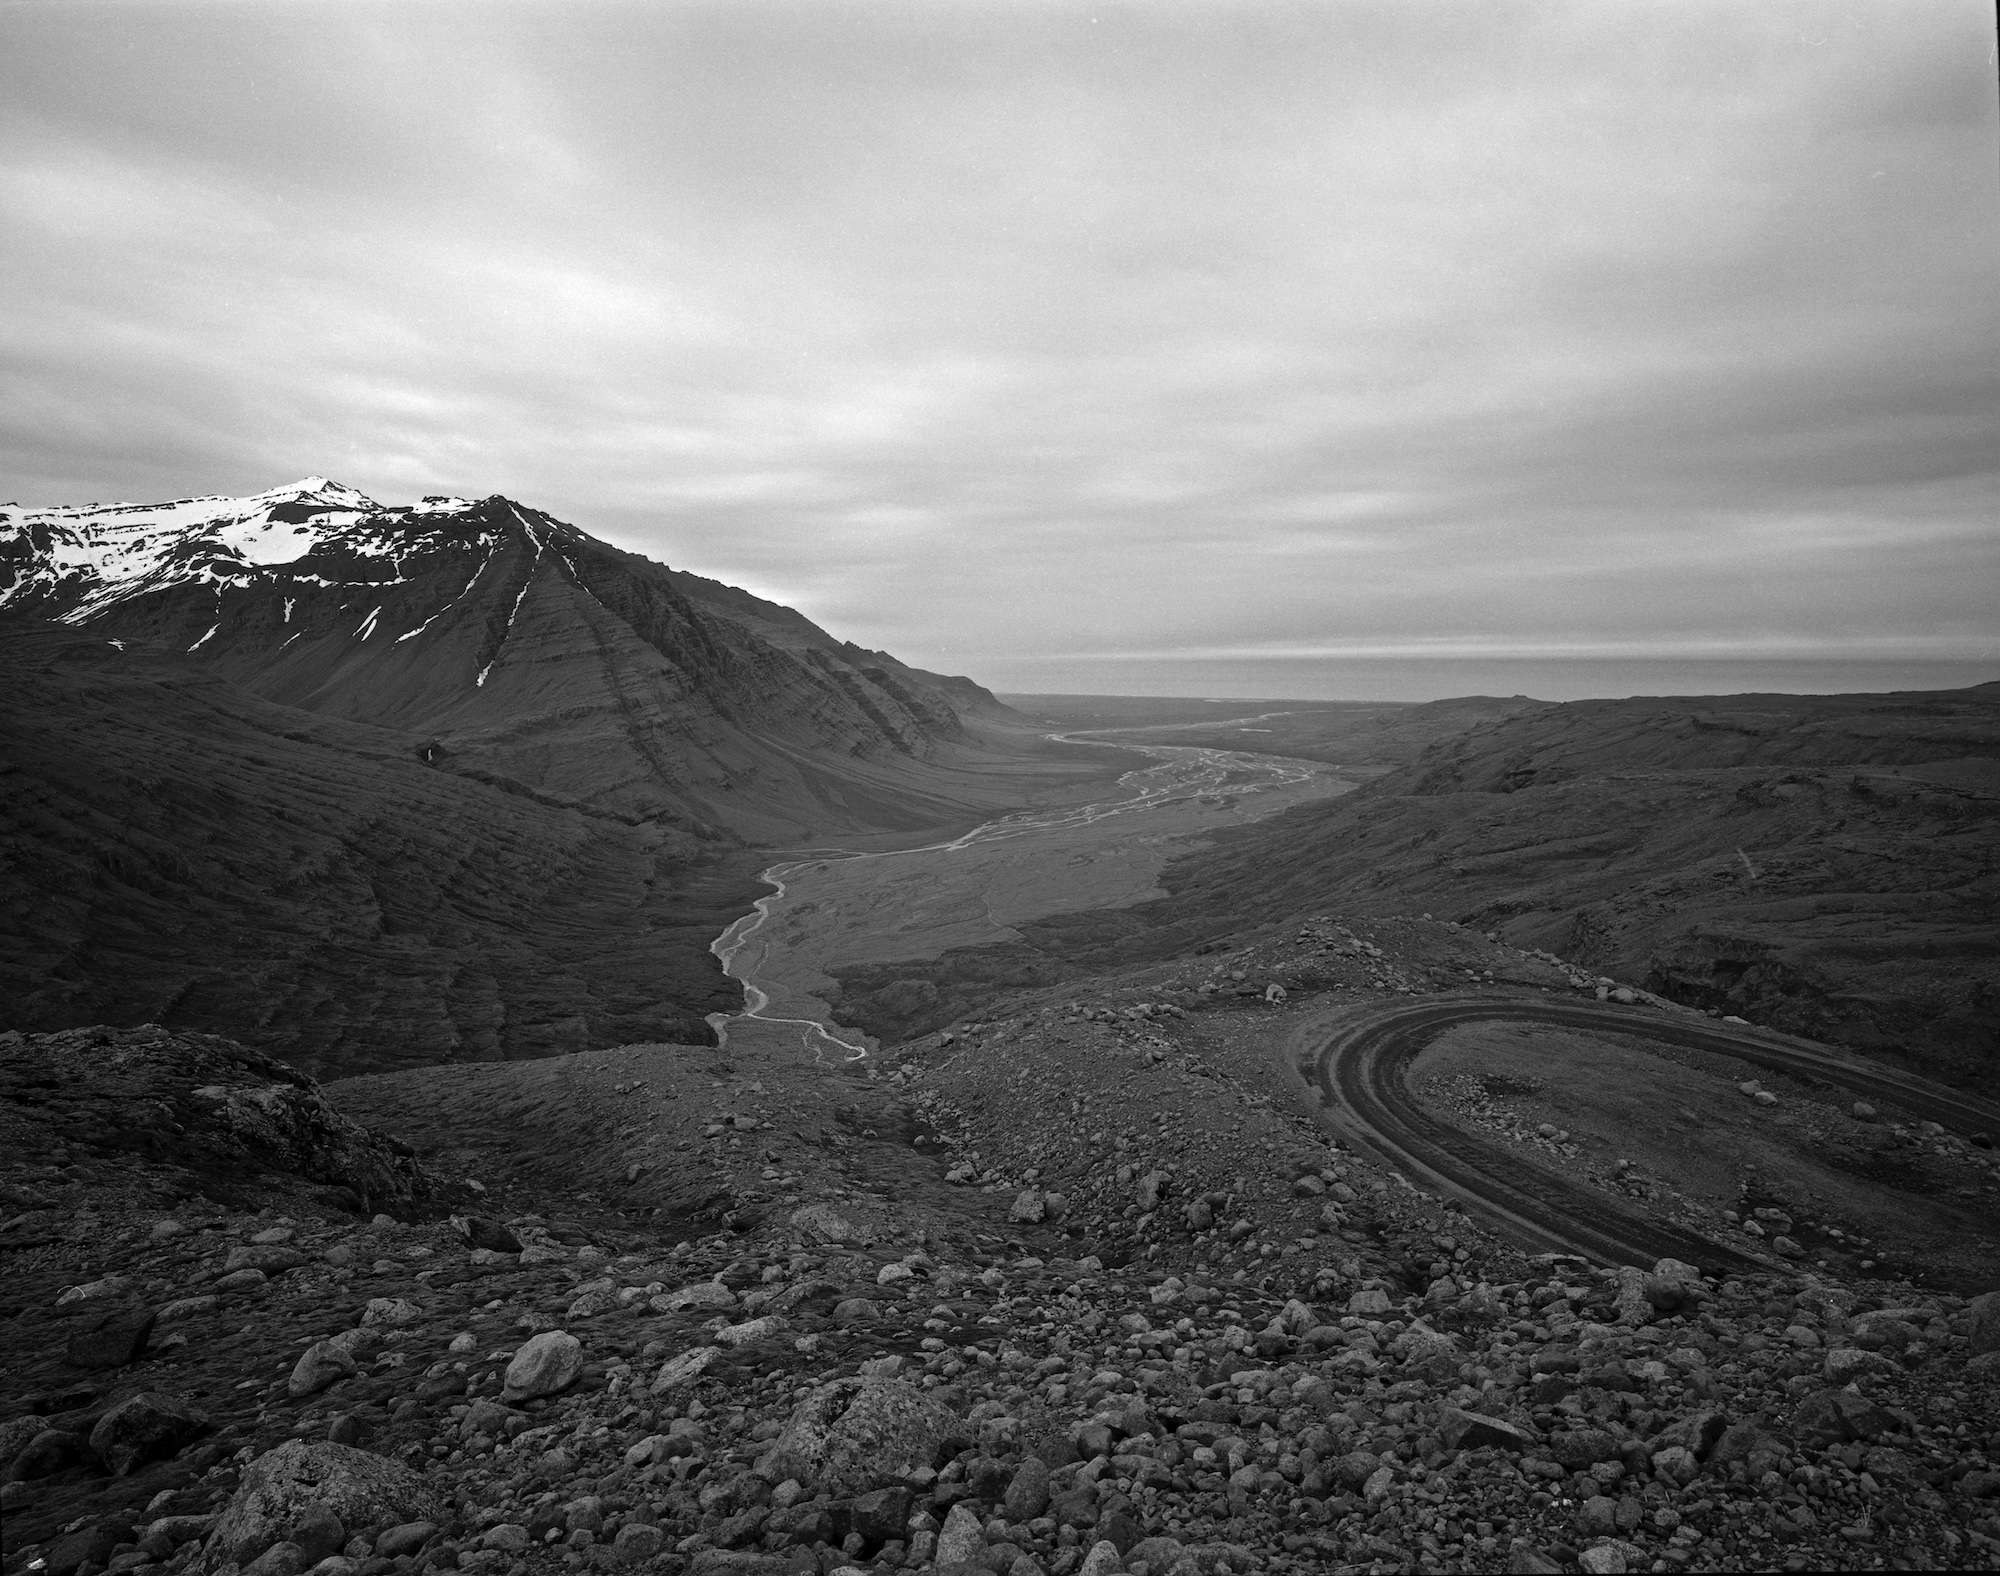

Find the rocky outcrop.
[{"left": 0, "top": 1025, "right": 431, "bottom": 1210}]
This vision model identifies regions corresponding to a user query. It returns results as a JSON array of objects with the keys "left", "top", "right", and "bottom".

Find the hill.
[{"left": 1156, "top": 685, "right": 2000, "bottom": 1089}]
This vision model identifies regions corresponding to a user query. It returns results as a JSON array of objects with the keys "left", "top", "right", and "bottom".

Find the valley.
[{"left": 5, "top": 482, "right": 2000, "bottom": 1576}]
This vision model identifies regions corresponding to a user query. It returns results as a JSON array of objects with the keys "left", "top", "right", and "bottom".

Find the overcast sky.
[{"left": 4, "top": 1, "right": 1996, "bottom": 699}]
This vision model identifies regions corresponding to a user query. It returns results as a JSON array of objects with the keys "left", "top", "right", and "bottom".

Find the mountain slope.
[
  {"left": 0, "top": 621, "right": 757, "bottom": 1077},
  {"left": 0, "top": 479, "right": 1017, "bottom": 841}
]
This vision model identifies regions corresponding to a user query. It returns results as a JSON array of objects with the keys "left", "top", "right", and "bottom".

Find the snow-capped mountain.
[{"left": 1, "top": 478, "right": 1008, "bottom": 841}]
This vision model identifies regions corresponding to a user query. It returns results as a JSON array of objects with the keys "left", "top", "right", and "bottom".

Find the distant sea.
[{"left": 978, "top": 656, "right": 1999, "bottom": 704}]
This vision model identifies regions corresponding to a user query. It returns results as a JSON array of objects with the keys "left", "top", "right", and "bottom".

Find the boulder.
[
  {"left": 1968, "top": 1289, "right": 2000, "bottom": 1356},
  {"left": 757, "top": 1377, "right": 961, "bottom": 1496},
  {"left": 652, "top": 1346, "right": 721, "bottom": 1394},
  {"left": 653, "top": 1282, "right": 737, "bottom": 1314},
  {"left": 790, "top": 1204, "right": 870, "bottom": 1246},
  {"left": 1792, "top": 1388, "right": 1900, "bottom": 1446},
  {"left": 1004, "top": 1455, "right": 1051, "bottom": 1520},
  {"left": 455, "top": 1216, "right": 522, "bottom": 1253},
  {"left": 502, "top": 1331, "right": 584, "bottom": 1402},
  {"left": 288, "top": 1341, "right": 359, "bottom": 1398},
  {"left": 67, "top": 1308, "right": 157, "bottom": 1369},
  {"left": 88, "top": 1391, "right": 207, "bottom": 1476},
  {"left": 208, "top": 1440, "right": 440, "bottom": 1566},
  {"left": 1437, "top": 1408, "right": 1536, "bottom": 1453}
]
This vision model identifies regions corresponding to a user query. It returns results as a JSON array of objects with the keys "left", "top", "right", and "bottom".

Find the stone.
[
  {"left": 1004, "top": 1455, "right": 1051, "bottom": 1520},
  {"left": 1548, "top": 1429, "right": 1619, "bottom": 1469},
  {"left": 1578, "top": 1547, "right": 1627, "bottom": 1575},
  {"left": 758, "top": 1377, "right": 962, "bottom": 1497},
  {"left": 88, "top": 1391, "right": 207, "bottom": 1475},
  {"left": 651, "top": 1345, "right": 721, "bottom": 1394},
  {"left": 502, "top": 1330, "right": 584, "bottom": 1402},
  {"left": 214, "top": 1268, "right": 269, "bottom": 1292},
  {"left": 67, "top": 1307, "right": 157, "bottom": 1369},
  {"left": 716, "top": 1315, "right": 786, "bottom": 1346},
  {"left": 289, "top": 1340, "right": 360, "bottom": 1397},
  {"left": 224, "top": 1244, "right": 307, "bottom": 1276},
  {"left": 45, "top": 1522, "right": 136, "bottom": 1576},
  {"left": 654, "top": 1281, "right": 737, "bottom": 1313},
  {"left": 1077, "top": 1541, "right": 1123, "bottom": 1576},
  {"left": 1708, "top": 1422, "right": 1788, "bottom": 1478},
  {"left": 1968, "top": 1289, "right": 2000, "bottom": 1355},
  {"left": 1650, "top": 1445, "right": 1698, "bottom": 1485},
  {"left": 360, "top": 1297, "right": 421, "bottom": 1326},
  {"left": 208, "top": 1441, "right": 440, "bottom": 1566},
  {"left": 1008, "top": 1191, "right": 1046, "bottom": 1224},
  {"left": 241, "top": 1541, "right": 308, "bottom": 1576},
  {"left": 1505, "top": 1550, "right": 1565, "bottom": 1576},
  {"left": 1135, "top": 1169, "right": 1170, "bottom": 1210},
  {"left": 790, "top": 1204, "right": 870, "bottom": 1246},
  {"left": 834, "top": 1486, "right": 911, "bottom": 1546},
  {"left": 1575, "top": 1496, "right": 1619, "bottom": 1537},
  {"left": 374, "top": 1522, "right": 437, "bottom": 1558},
  {"left": 291, "top": 1505, "right": 346, "bottom": 1562},
  {"left": 614, "top": 1523, "right": 665, "bottom": 1563},
  {"left": 1346, "top": 1287, "right": 1394, "bottom": 1316},
  {"left": 935, "top": 1502, "right": 985, "bottom": 1565},
  {"left": 11, "top": 1428, "right": 87, "bottom": 1479},
  {"left": 1824, "top": 1347, "right": 1898, "bottom": 1384},
  {"left": 455, "top": 1216, "right": 522, "bottom": 1253},
  {"left": 832, "top": 1298, "right": 880, "bottom": 1325},
  {"left": 57, "top": 1275, "right": 134, "bottom": 1305},
  {"left": 1438, "top": 1407, "right": 1536, "bottom": 1453},
  {"left": 156, "top": 1295, "right": 219, "bottom": 1324},
  {"left": 1792, "top": 1387, "right": 1900, "bottom": 1446}
]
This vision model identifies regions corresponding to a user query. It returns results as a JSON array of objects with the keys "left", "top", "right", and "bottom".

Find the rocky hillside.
[
  {"left": 0, "top": 479, "right": 1015, "bottom": 842},
  {"left": 1144, "top": 686, "right": 2000, "bottom": 1092},
  {"left": 3, "top": 1018, "right": 1999, "bottom": 1576}
]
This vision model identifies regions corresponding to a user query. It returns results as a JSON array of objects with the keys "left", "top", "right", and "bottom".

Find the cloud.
[{"left": 2, "top": 0, "right": 1994, "bottom": 698}]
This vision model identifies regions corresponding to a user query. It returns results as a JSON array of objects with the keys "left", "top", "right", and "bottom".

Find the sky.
[{"left": 4, "top": 1, "right": 1997, "bottom": 701}]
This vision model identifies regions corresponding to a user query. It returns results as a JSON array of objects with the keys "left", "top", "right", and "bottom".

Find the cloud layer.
[{"left": 5, "top": 1, "right": 1995, "bottom": 698}]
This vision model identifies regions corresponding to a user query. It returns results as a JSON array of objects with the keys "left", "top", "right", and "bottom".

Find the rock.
[
  {"left": 224, "top": 1244, "right": 307, "bottom": 1276},
  {"left": 1575, "top": 1495, "right": 1619, "bottom": 1537},
  {"left": 1346, "top": 1287, "right": 1394, "bottom": 1316},
  {"left": 1548, "top": 1429, "right": 1619, "bottom": 1469},
  {"left": 832, "top": 1298, "right": 880, "bottom": 1325},
  {"left": 1708, "top": 1421, "right": 1788, "bottom": 1478},
  {"left": 1183, "top": 1199, "right": 1214, "bottom": 1232},
  {"left": 67, "top": 1307, "right": 157, "bottom": 1369},
  {"left": 241, "top": 1541, "right": 308, "bottom": 1576},
  {"left": 156, "top": 1294, "right": 219, "bottom": 1324},
  {"left": 214, "top": 1268, "right": 269, "bottom": 1292},
  {"left": 209, "top": 1440, "right": 441, "bottom": 1566},
  {"left": 1136, "top": 1169, "right": 1170, "bottom": 1210},
  {"left": 45, "top": 1521, "right": 134, "bottom": 1576},
  {"left": 790, "top": 1204, "right": 870, "bottom": 1246},
  {"left": 757, "top": 1377, "right": 961, "bottom": 1497},
  {"left": 1650, "top": 1445, "right": 1698, "bottom": 1486},
  {"left": 1127, "top": 1537, "right": 1185, "bottom": 1573},
  {"left": 373, "top": 1522, "right": 437, "bottom": 1558},
  {"left": 1792, "top": 1388, "right": 1900, "bottom": 1446},
  {"left": 1968, "top": 1289, "right": 2000, "bottom": 1355},
  {"left": 1077, "top": 1541, "right": 1123, "bottom": 1576},
  {"left": 1004, "top": 1455, "right": 1051, "bottom": 1520},
  {"left": 652, "top": 1346, "right": 721, "bottom": 1393},
  {"left": 1771, "top": 1235, "right": 1805, "bottom": 1259},
  {"left": 1438, "top": 1407, "right": 1536, "bottom": 1453},
  {"left": 1578, "top": 1547, "right": 1627, "bottom": 1575},
  {"left": 935, "top": 1502, "right": 985, "bottom": 1565},
  {"left": 360, "top": 1297, "right": 421, "bottom": 1326},
  {"left": 1824, "top": 1347, "right": 1898, "bottom": 1384},
  {"left": 1008, "top": 1191, "right": 1046, "bottom": 1225},
  {"left": 88, "top": 1391, "right": 206, "bottom": 1475},
  {"left": 834, "top": 1485, "right": 912, "bottom": 1546},
  {"left": 57, "top": 1275, "right": 134, "bottom": 1305},
  {"left": 11, "top": 1428, "right": 87, "bottom": 1480},
  {"left": 502, "top": 1330, "right": 584, "bottom": 1401},
  {"left": 614, "top": 1523, "right": 665, "bottom": 1563},
  {"left": 291, "top": 1505, "right": 346, "bottom": 1562},
  {"left": 455, "top": 1216, "right": 522, "bottom": 1253},
  {"left": 654, "top": 1281, "right": 737, "bottom": 1313},
  {"left": 289, "top": 1341, "right": 359, "bottom": 1397},
  {"left": 1505, "top": 1549, "right": 1565, "bottom": 1575}
]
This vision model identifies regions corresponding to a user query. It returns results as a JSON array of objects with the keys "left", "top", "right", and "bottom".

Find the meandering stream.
[{"left": 705, "top": 734, "right": 1346, "bottom": 1060}]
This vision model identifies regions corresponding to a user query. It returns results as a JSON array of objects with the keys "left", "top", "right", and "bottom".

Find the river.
[{"left": 705, "top": 735, "right": 1350, "bottom": 1061}]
